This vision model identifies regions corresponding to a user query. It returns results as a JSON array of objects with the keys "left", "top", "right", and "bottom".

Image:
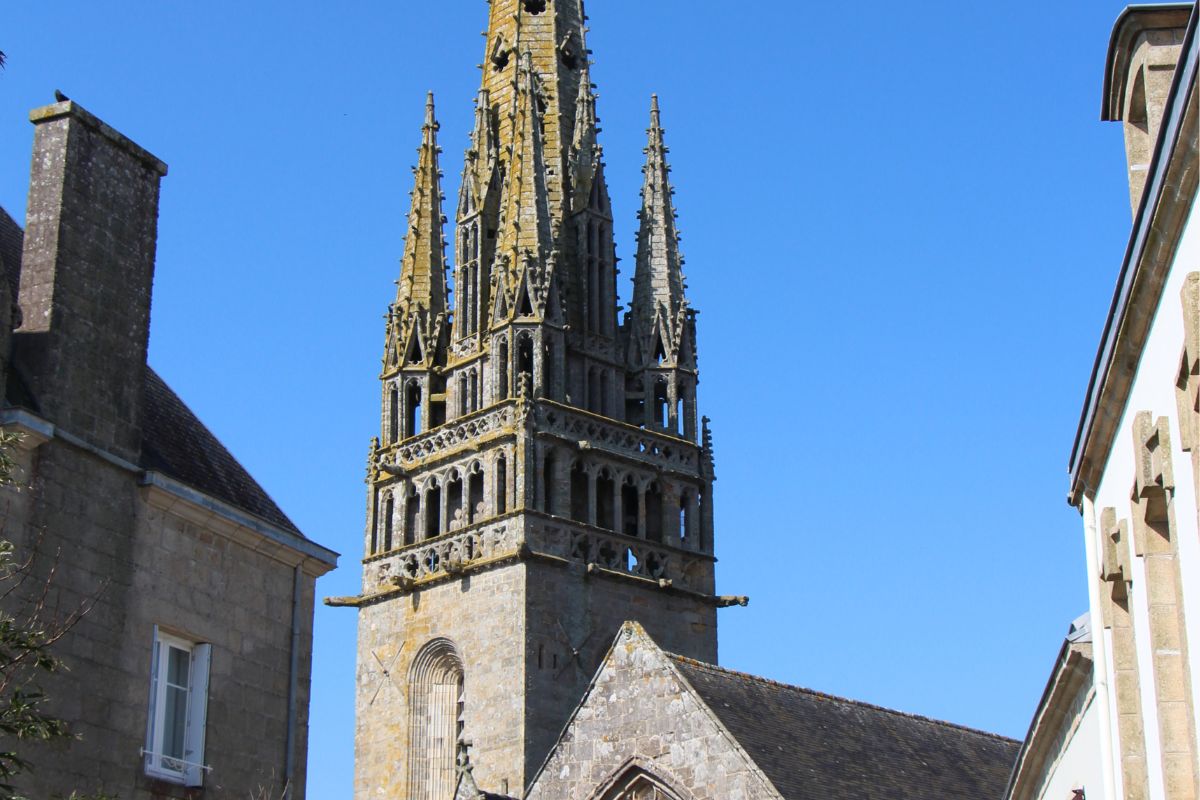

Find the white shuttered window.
[{"left": 144, "top": 627, "right": 212, "bottom": 786}]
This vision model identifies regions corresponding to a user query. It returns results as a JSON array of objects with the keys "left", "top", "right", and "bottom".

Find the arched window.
[
  {"left": 589, "top": 367, "right": 602, "bottom": 413},
  {"left": 593, "top": 765, "right": 687, "bottom": 800},
  {"left": 467, "top": 465, "right": 485, "bottom": 524},
  {"left": 407, "top": 639, "right": 465, "bottom": 800},
  {"left": 542, "top": 452, "right": 557, "bottom": 514},
  {"left": 645, "top": 482, "right": 663, "bottom": 542},
  {"left": 383, "top": 493, "right": 395, "bottom": 552},
  {"left": 571, "top": 462, "right": 589, "bottom": 523},
  {"left": 621, "top": 478, "right": 639, "bottom": 537},
  {"left": 497, "top": 338, "right": 510, "bottom": 400},
  {"left": 389, "top": 385, "right": 399, "bottom": 444},
  {"left": 544, "top": 341, "right": 556, "bottom": 400},
  {"left": 446, "top": 474, "right": 465, "bottom": 531},
  {"left": 425, "top": 481, "right": 442, "bottom": 540},
  {"left": 458, "top": 374, "right": 469, "bottom": 417},
  {"left": 518, "top": 335, "right": 535, "bottom": 389},
  {"left": 405, "top": 487, "right": 421, "bottom": 546},
  {"left": 596, "top": 469, "right": 615, "bottom": 531},
  {"left": 653, "top": 380, "right": 669, "bottom": 429},
  {"left": 678, "top": 493, "right": 690, "bottom": 545},
  {"left": 496, "top": 455, "right": 508, "bottom": 515},
  {"left": 407, "top": 381, "right": 424, "bottom": 438}
]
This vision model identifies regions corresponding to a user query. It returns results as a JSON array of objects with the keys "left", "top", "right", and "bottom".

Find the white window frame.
[{"left": 143, "top": 626, "right": 212, "bottom": 787}]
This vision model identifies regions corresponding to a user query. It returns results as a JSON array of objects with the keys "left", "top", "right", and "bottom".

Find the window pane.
[
  {"left": 167, "top": 646, "right": 190, "bottom": 689},
  {"left": 164, "top": 684, "right": 188, "bottom": 762}
]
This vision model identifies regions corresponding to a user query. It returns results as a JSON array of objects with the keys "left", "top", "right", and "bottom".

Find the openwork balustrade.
[
  {"left": 527, "top": 516, "right": 711, "bottom": 593},
  {"left": 537, "top": 403, "right": 698, "bottom": 471},
  {"left": 364, "top": 513, "right": 711, "bottom": 595},
  {"left": 365, "top": 518, "right": 521, "bottom": 593},
  {"left": 390, "top": 403, "right": 516, "bottom": 465}
]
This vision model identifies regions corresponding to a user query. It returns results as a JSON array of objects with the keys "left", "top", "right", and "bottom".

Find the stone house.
[
  {"left": 337, "top": 2, "right": 1021, "bottom": 798},
  {"left": 1008, "top": 4, "right": 1200, "bottom": 800},
  {"left": 0, "top": 98, "right": 337, "bottom": 797}
]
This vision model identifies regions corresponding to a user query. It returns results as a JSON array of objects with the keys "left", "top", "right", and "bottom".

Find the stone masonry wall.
[
  {"left": 355, "top": 562, "right": 528, "bottom": 800},
  {"left": 525, "top": 624, "right": 776, "bottom": 800},
  {"left": 523, "top": 560, "right": 717, "bottom": 788},
  {"left": 0, "top": 434, "right": 317, "bottom": 799}
]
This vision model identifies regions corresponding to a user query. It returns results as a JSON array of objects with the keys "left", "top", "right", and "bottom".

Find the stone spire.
[
  {"left": 386, "top": 92, "right": 448, "bottom": 370},
  {"left": 397, "top": 92, "right": 448, "bottom": 319},
  {"left": 627, "top": 95, "right": 691, "bottom": 370},
  {"left": 493, "top": 52, "right": 556, "bottom": 320},
  {"left": 481, "top": 0, "right": 588, "bottom": 230}
]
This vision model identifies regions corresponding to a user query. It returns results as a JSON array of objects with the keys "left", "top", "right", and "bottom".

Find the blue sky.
[{"left": 0, "top": 1, "right": 1143, "bottom": 796}]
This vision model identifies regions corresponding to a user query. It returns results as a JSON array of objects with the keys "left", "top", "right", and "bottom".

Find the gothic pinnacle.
[
  {"left": 627, "top": 94, "right": 690, "bottom": 369},
  {"left": 494, "top": 51, "right": 554, "bottom": 301},
  {"left": 393, "top": 91, "right": 449, "bottom": 338}
]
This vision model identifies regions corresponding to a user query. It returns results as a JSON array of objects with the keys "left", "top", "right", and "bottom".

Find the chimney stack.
[{"left": 14, "top": 100, "right": 168, "bottom": 463}]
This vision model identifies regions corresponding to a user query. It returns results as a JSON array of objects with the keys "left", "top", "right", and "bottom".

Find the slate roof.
[
  {"left": 0, "top": 206, "right": 22, "bottom": 302},
  {"left": 0, "top": 206, "right": 302, "bottom": 537},
  {"left": 670, "top": 655, "right": 1020, "bottom": 800},
  {"left": 140, "top": 368, "right": 301, "bottom": 535}
]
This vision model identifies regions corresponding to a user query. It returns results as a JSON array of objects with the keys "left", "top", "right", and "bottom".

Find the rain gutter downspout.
[{"left": 285, "top": 564, "right": 303, "bottom": 798}]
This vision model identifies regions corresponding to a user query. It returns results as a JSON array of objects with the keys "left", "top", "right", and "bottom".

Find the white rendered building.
[{"left": 1049, "top": 4, "right": 1200, "bottom": 800}]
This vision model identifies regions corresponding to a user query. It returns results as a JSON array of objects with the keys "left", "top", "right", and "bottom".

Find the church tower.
[{"left": 345, "top": 4, "right": 724, "bottom": 799}]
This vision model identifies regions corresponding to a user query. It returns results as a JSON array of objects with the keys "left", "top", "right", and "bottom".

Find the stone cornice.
[{"left": 1069, "top": 8, "right": 1198, "bottom": 506}]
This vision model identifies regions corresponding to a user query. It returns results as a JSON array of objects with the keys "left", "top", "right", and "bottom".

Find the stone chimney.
[
  {"left": 13, "top": 100, "right": 168, "bottom": 463},
  {"left": 1103, "top": 6, "right": 1192, "bottom": 216}
]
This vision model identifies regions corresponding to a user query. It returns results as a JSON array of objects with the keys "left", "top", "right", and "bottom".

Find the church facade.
[{"left": 340, "top": 3, "right": 1021, "bottom": 800}]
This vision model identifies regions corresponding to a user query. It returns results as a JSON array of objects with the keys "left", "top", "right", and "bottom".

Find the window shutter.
[
  {"left": 183, "top": 644, "right": 212, "bottom": 787},
  {"left": 144, "top": 625, "right": 161, "bottom": 773}
]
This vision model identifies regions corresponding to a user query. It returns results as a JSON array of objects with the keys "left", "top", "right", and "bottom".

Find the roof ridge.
[{"left": 667, "top": 652, "right": 1019, "bottom": 744}]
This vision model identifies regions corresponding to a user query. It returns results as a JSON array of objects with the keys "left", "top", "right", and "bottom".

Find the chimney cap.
[{"left": 29, "top": 99, "right": 168, "bottom": 176}]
